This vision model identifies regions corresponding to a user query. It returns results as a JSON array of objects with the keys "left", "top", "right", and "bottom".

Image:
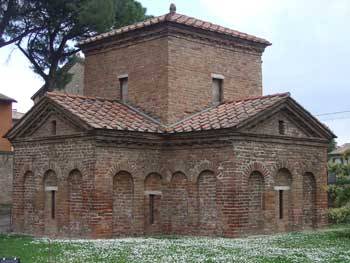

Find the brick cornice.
[
  {"left": 82, "top": 23, "right": 265, "bottom": 56},
  {"left": 10, "top": 124, "right": 329, "bottom": 150}
]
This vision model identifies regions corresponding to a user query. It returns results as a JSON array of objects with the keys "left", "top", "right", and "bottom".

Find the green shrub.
[{"left": 328, "top": 203, "right": 350, "bottom": 224}]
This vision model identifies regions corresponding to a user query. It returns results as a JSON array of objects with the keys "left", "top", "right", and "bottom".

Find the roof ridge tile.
[{"left": 78, "top": 11, "right": 271, "bottom": 46}]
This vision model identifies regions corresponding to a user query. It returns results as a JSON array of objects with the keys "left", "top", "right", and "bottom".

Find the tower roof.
[{"left": 79, "top": 5, "right": 271, "bottom": 47}]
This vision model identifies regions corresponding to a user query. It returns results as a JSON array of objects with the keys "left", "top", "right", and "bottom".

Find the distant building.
[
  {"left": 12, "top": 109, "right": 25, "bottom": 126},
  {"left": 329, "top": 143, "right": 350, "bottom": 165},
  {"left": 0, "top": 93, "right": 24, "bottom": 205},
  {"left": 0, "top": 93, "right": 16, "bottom": 151},
  {"left": 31, "top": 55, "right": 85, "bottom": 103}
]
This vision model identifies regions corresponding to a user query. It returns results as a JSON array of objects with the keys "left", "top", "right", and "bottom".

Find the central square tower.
[{"left": 80, "top": 8, "right": 271, "bottom": 124}]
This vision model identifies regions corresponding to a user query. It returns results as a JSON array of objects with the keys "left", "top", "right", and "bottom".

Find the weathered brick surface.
[
  {"left": 247, "top": 171, "right": 264, "bottom": 234},
  {"left": 84, "top": 36, "right": 169, "bottom": 121},
  {"left": 32, "top": 115, "right": 81, "bottom": 138},
  {"left": 83, "top": 26, "right": 265, "bottom": 124},
  {"left": 10, "top": 124, "right": 329, "bottom": 238},
  {"left": 303, "top": 172, "right": 317, "bottom": 228},
  {"left": 113, "top": 171, "right": 134, "bottom": 236},
  {"left": 11, "top": 137, "right": 95, "bottom": 237},
  {"left": 167, "top": 36, "right": 262, "bottom": 123},
  {"left": 68, "top": 170, "right": 86, "bottom": 237},
  {"left": 246, "top": 112, "right": 308, "bottom": 138},
  {"left": 9, "top": 12, "right": 331, "bottom": 239}
]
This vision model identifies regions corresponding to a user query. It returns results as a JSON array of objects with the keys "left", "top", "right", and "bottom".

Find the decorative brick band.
[
  {"left": 190, "top": 160, "right": 216, "bottom": 183},
  {"left": 242, "top": 161, "right": 270, "bottom": 179},
  {"left": 62, "top": 162, "right": 89, "bottom": 179},
  {"left": 271, "top": 160, "right": 295, "bottom": 178},
  {"left": 107, "top": 161, "right": 139, "bottom": 179}
]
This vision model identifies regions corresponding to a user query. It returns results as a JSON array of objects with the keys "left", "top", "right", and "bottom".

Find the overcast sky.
[{"left": 0, "top": 0, "right": 349, "bottom": 144}]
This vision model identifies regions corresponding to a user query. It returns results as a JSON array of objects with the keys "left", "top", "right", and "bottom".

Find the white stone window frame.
[
  {"left": 211, "top": 73, "right": 224, "bottom": 104},
  {"left": 274, "top": 186, "right": 290, "bottom": 191},
  {"left": 118, "top": 74, "right": 129, "bottom": 102},
  {"left": 45, "top": 186, "right": 58, "bottom": 191}
]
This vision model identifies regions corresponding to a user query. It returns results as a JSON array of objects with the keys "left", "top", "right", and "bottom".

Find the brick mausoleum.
[{"left": 6, "top": 5, "right": 335, "bottom": 238}]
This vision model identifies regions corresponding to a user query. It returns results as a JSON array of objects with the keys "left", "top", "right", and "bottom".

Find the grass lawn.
[{"left": 1, "top": 225, "right": 350, "bottom": 263}]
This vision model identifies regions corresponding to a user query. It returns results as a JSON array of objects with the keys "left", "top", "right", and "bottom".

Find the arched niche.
[
  {"left": 68, "top": 169, "right": 84, "bottom": 236},
  {"left": 23, "top": 171, "right": 35, "bottom": 233},
  {"left": 168, "top": 172, "right": 188, "bottom": 234},
  {"left": 303, "top": 172, "right": 316, "bottom": 229},
  {"left": 274, "top": 168, "right": 292, "bottom": 232},
  {"left": 112, "top": 171, "right": 134, "bottom": 236},
  {"left": 43, "top": 170, "right": 58, "bottom": 235},
  {"left": 144, "top": 173, "right": 162, "bottom": 234},
  {"left": 247, "top": 171, "right": 265, "bottom": 234},
  {"left": 197, "top": 170, "right": 217, "bottom": 235}
]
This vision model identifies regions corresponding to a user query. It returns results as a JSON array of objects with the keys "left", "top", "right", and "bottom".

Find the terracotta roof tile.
[
  {"left": 46, "top": 92, "right": 163, "bottom": 133},
  {"left": 167, "top": 93, "right": 290, "bottom": 133},
  {"left": 79, "top": 12, "right": 270, "bottom": 46},
  {"left": 46, "top": 92, "right": 291, "bottom": 134}
]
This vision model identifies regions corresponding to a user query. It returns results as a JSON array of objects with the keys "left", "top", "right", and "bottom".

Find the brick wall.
[
  {"left": 83, "top": 27, "right": 265, "bottom": 124},
  {"left": 63, "top": 62, "right": 84, "bottom": 96},
  {"left": 10, "top": 132, "right": 329, "bottom": 238},
  {"left": 247, "top": 171, "right": 264, "bottom": 234},
  {"left": 0, "top": 152, "right": 13, "bottom": 205},
  {"left": 232, "top": 139, "right": 328, "bottom": 235},
  {"left": 11, "top": 138, "right": 95, "bottom": 237},
  {"left": 68, "top": 169, "right": 86, "bottom": 237},
  {"left": 84, "top": 36, "right": 169, "bottom": 121},
  {"left": 246, "top": 112, "right": 309, "bottom": 138},
  {"left": 167, "top": 172, "right": 188, "bottom": 234},
  {"left": 112, "top": 171, "right": 134, "bottom": 236},
  {"left": 32, "top": 115, "right": 81, "bottom": 138},
  {"left": 167, "top": 35, "right": 262, "bottom": 123}
]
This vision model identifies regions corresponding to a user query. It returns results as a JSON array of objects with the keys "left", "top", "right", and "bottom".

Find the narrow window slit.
[
  {"left": 51, "top": 190, "right": 56, "bottom": 219},
  {"left": 149, "top": 194, "right": 155, "bottom": 224},
  {"left": 279, "top": 190, "right": 283, "bottom": 219},
  {"left": 119, "top": 75, "right": 128, "bottom": 102},
  {"left": 212, "top": 75, "right": 224, "bottom": 104}
]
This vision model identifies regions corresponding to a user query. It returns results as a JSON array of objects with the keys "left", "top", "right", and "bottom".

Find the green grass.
[{"left": 1, "top": 225, "right": 350, "bottom": 263}]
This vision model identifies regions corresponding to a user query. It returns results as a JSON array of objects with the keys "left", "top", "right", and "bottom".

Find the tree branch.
[
  {"left": 0, "top": 27, "right": 39, "bottom": 48},
  {"left": 16, "top": 42, "right": 47, "bottom": 81},
  {"left": 63, "top": 48, "right": 80, "bottom": 58}
]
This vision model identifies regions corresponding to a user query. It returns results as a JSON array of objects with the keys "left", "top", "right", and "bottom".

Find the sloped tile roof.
[
  {"left": 79, "top": 12, "right": 271, "bottom": 46},
  {"left": 168, "top": 93, "right": 290, "bottom": 133},
  {"left": 47, "top": 92, "right": 163, "bottom": 133},
  {"left": 46, "top": 92, "right": 290, "bottom": 134},
  {"left": 0, "top": 93, "right": 16, "bottom": 103}
]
